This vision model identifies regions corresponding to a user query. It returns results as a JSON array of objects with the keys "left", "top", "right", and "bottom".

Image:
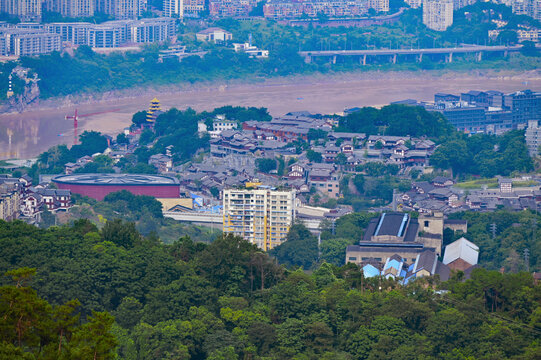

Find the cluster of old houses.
[
  {"left": 346, "top": 211, "right": 479, "bottom": 283},
  {"left": 0, "top": 174, "right": 71, "bottom": 222},
  {"left": 399, "top": 176, "right": 541, "bottom": 214},
  {"left": 191, "top": 112, "right": 439, "bottom": 201}
]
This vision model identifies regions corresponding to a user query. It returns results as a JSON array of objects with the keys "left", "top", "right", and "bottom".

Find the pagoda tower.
[{"left": 147, "top": 97, "right": 161, "bottom": 122}]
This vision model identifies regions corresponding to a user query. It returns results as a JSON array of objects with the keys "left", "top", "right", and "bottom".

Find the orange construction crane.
[{"left": 65, "top": 108, "right": 121, "bottom": 145}]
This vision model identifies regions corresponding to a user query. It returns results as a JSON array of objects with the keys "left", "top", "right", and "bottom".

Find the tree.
[
  {"left": 320, "top": 238, "right": 355, "bottom": 266},
  {"left": 70, "top": 311, "right": 118, "bottom": 360},
  {"left": 71, "top": 131, "right": 108, "bottom": 158},
  {"left": 269, "top": 223, "right": 318, "bottom": 269},
  {"left": 116, "top": 133, "right": 129, "bottom": 145},
  {"left": 131, "top": 111, "right": 148, "bottom": 127},
  {"left": 334, "top": 153, "right": 347, "bottom": 165},
  {"left": 115, "top": 297, "right": 142, "bottom": 329},
  {"left": 307, "top": 150, "right": 323, "bottom": 163},
  {"left": 101, "top": 219, "right": 140, "bottom": 248},
  {"left": 308, "top": 129, "right": 328, "bottom": 142},
  {"left": 255, "top": 158, "right": 277, "bottom": 173},
  {"left": 521, "top": 41, "right": 539, "bottom": 56},
  {"left": 497, "top": 30, "right": 518, "bottom": 44}
]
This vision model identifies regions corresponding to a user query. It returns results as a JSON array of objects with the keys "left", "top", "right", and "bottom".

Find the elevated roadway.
[{"left": 299, "top": 45, "right": 523, "bottom": 64}]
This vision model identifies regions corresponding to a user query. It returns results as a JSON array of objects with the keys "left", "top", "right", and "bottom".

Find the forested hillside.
[{"left": 1, "top": 219, "right": 540, "bottom": 359}]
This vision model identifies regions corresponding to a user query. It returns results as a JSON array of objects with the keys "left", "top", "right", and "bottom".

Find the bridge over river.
[{"left": 299, "top": 45, "right": 523, "bottom": 64}]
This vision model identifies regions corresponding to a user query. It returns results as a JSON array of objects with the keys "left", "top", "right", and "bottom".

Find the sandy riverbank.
[{"left": 1, "top": 69, "right": 540, "bottom": 160}]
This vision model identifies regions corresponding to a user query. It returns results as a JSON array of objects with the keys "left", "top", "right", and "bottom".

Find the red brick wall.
[{"left": 56, "top": 183, "right": 179, "bottom": 201}]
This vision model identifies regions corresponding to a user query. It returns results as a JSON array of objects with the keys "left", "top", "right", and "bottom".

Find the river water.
[{"left": 0, "top": 71, "right": 539, "bottom": 160}]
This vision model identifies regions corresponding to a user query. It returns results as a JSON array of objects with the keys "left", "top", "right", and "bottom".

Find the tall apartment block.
[
  {"left": 512, "top": 0, "right": 541, "bottom": 21},
  {"left": 370, "top": 0, "right": 389, "bottom": 13},
  {"left": 423, "top": 0, "right": 453, "bottom": 31},
  {"left": 525, "top": 120, "right": 541, "bottom": 157},
  {"left": 223, "top": 188, "right": 296, "bottom": 250},
  {"left": 504, "top": 89, "right": 541, "bottom": 127},
  {"left": 1, "top": 0, "right": 42, "bottom": 21},
  {"left": 163, "top": 0, "right": 183, "bottom": 17},
  {"left": 59, "top": 0, "right": 95, "bottom": 17}
]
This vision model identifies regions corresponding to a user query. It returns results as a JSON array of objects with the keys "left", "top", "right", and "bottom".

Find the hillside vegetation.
[{"left": 0, "top": 218, "right": 540, "bottom": 359}]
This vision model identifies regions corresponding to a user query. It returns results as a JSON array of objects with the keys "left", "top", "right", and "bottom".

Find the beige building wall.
[
  {"left": 157, "top": 197, "right": 193, "bottom": 210},
  {"left": 60, "top": 0, "right": 95, "bottom": 17},
  {"left": 423, "top": 0, "right": 453, "bottom": 31},
  {"left": 223, "top": 188, "right": 295, "bottom": 250}
]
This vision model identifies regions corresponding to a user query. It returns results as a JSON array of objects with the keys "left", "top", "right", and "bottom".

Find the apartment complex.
[
  {"left": 163, "top": 0, "right": 205, "bottom": 17},
  {"left": 263, "top": 0, "right": 388, "bottom": 19},
  {"left": 525, "top": 120, "right": 541, "bottom": 157},
  {"left": 422, "top": 0, "right": 453, "bottom": 31},
  {"left": 43, "top": 0, "right": 95, "bottom": 17},
  {"left": 223, "top": 188, "right": 296, "bottom": 250},
  {"left": 45, "top": 17, "right": 174, "bottom": 47},
  {"left": 0, "top": 183, "right": 21, "bottom": 221},
  {"left": 0, "top": 26, "right": 61, "bottom": 56},
  {"left": 511, "top": 0, "right": 541, "bottom": 21},
  {"left": 423, "top": 89, "right": 541, "bottom": 134},
  {"left": 209, "top": 0, "right": 258, "bottom": 18},
  {"left": 1, "top": 0, "right": 42, "bottom": 21}
]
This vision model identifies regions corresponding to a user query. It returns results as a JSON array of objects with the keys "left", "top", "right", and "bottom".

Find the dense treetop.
[
  {"left": 338, "top": 104, "right": 454, "bottom": 139},
  {"left": 0, "top": 218, "right": 540, "bottom": 359}
]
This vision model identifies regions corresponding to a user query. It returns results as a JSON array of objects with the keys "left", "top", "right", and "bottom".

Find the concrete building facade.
[
  {"left": 44, "top": 18, "right": 174, "bottom": 47},
  {"left": 346, "top": 212, "right": 444, "bottom": 266},
  {"left": 423, "top": 0, "right": 453, "bottom": 31},
  {"left": 1, "top": 0, "right": 42, "bottom": 21},
  {"left": 525, "top": 120, "right": 541, "bottom": 157},
  {"left": 223, "top": 188, "right": 296, "bottom": 250}
]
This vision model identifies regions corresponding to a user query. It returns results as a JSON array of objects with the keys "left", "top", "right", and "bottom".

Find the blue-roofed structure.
[
  {"left": 362, "top": 264, "right": 381, "bottom": 278},
  {"left": 345, "top": 212, "right": 444, "bottom": 269},
  {"left": 383, "top": 255, "right": 404, "bottom": 279}
]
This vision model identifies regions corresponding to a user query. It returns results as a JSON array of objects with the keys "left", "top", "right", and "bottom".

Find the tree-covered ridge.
[
  {"left": 338, "top": 104, "right": 454, "bottom": 139},
  {"left": 446, "top": 210, "right": 541, "bottom": 272},
  {"left": 0, "top": 267, "right": 117, "bottom": 359},
  {"left": 1, "top": 219, "right": 540, "bottom": 359},
  {"left": 430, "top": 130, "right": 533, "bottom": 176}
]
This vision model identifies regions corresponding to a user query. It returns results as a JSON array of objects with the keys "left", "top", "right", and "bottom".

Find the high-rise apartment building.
[
  {"left": 223, "top": 188, "right": 296, "bottom": 250},
  {"left": 423, "top": 0, "right": 453, "bottom": 31},
  {"left": 525, "top": 120, "right": 541, "bottom": 157},
  {"left": 504, "top": 89, "right": 541, "bottom": 126},
  {"left": 163, "top": 0, "right": 183, "bottom": 17},
  {"left": 1, "top": 0, "right": 42, "bottom": 21},
  {"left": 512, "top": 0, "right": 541, "bottom": 20},
  {"left": 370, "top": 0, "right": 389, "bottom": 13},
  {"left": 58, "top": 0, "right": 95, "bottom": 17},
  {"left": 94, "top": 0, "right": 145, "bottom": 19}
]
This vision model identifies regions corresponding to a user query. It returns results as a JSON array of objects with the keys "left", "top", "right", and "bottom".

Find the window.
[
  {"left": 348, "top": 257, "right": 357, "bottom": 261},
  {"left": 424, "top": 220, "right": 429, "bottom": 227}
]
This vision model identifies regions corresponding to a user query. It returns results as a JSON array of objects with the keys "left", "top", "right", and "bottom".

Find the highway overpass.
[{"left": 299, "top": 45, "right": 523, "bottom": 64}]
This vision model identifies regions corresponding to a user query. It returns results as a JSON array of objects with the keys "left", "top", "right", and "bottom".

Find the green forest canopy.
[{"left": 1, "top": 217, "right": 540, "bottom": 359}]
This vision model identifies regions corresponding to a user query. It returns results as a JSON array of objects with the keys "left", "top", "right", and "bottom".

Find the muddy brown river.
[{"left": 0, "top": 70, "right": 539, "bottom": 160}]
